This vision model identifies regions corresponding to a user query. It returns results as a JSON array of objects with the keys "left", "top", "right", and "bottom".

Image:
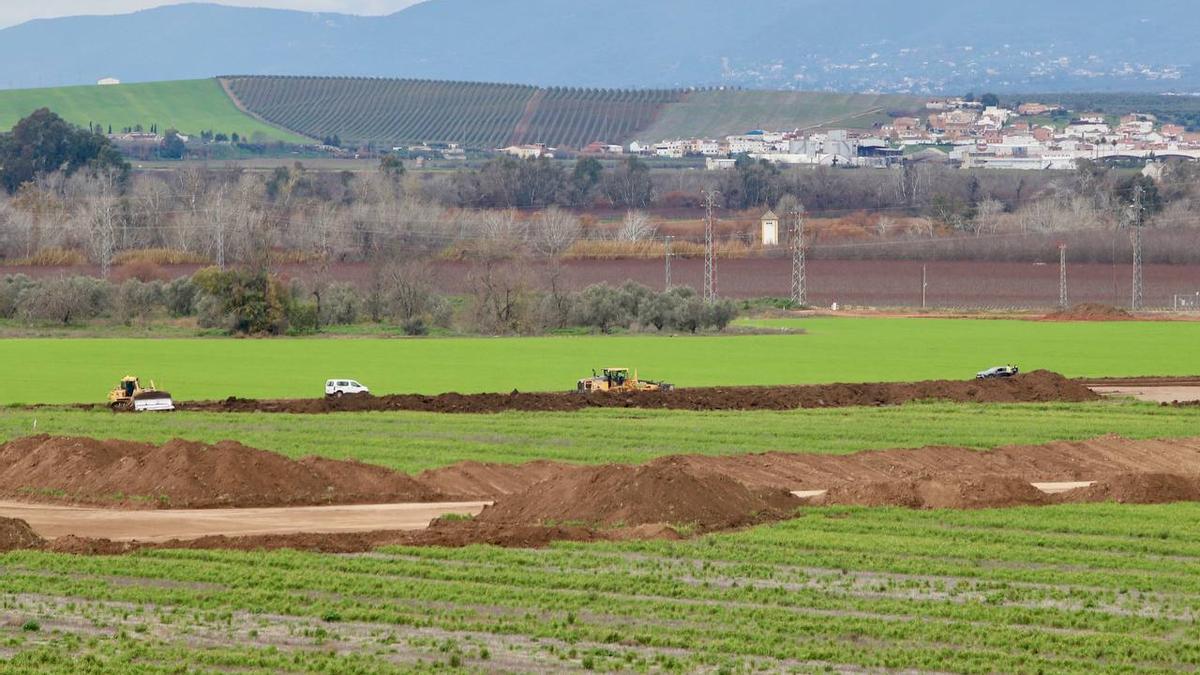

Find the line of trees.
[{"left": 0, "top": 269, "right": 738, "bottom": 337}]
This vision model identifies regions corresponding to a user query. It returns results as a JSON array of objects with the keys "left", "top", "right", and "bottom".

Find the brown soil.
[
  {"left": 1042, "top": 303, "right": 1135, "bottom": 321},
  {"left": 0, "top": 435, "right": 447, "bottom": 509},
  {"left": 417, "top": 436, "right": 1200, "bottom": 501},
  {"left": 177, "top": 370, "right": 1097, "bottom": 415},
  {"left": 476, "top": 458, "right": 800, "bottom": 531},
  {"left": 817, "top": 475, "right": 1048, "bottom": 509},
  {"left": 9, "top": 433, "right": 1200, "bottom": 555},
  {"left": 1056, "top": 473, "right": 1200, "bottom": 504},
  {"left": 0, "top": 517, "right": 44, "bottom": 552}
]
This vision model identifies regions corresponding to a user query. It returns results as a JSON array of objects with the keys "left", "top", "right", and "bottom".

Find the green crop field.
[
  {"left": 2, "top": 401, "right": 1196, "bottom": 474},
  {"left": 2, "top": 317, "right": 1197, "bottom": 405},
  {"left": 0, "top": 79, "right": 307, "bottom": 143},
  {"left": 637, "top": 89, "right": 924, "bottom": 141},
  {"left": 5, "top": 502, "right": 1200, "bottom": 671}
]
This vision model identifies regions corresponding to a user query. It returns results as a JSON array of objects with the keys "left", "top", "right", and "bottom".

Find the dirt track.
[
  {"left": 173, "top": 370, "right": 1096, "bottom": 414},
  {"left": 1092, "top": 386, "right": 1200, "bottom": 404},
  {"left": 0, "top": 500, "right": 489, "bottom": 542}
]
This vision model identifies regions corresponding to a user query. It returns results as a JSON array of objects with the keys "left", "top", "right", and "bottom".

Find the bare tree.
[
  {"left": 81, "top": 171, "right": 123, "bottom": 276},
  {"left": 530, "top": 207, "right": 580, "bottom": 257},
  {"left": 467, "top": 256, "right": 536, "bottom": 334},
  {"left": 973, "top": 198, "right": 1005, "bottom": 236},
  {"left": 616, "top": 210, "right": 656, "bottom": 241}
]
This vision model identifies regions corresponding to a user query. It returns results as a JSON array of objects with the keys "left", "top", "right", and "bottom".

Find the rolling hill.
[
  {"left": 637, "top": 90, "right": 925, "bottom": 142},
  {"left": 0, "top": 1, "right": 1195, "bottom": 93},
  {"left": 222, "top": 76, "right": 690, "bottom": 148},
  {"left": 0, "top": 75, "right": 922, "bottom": 150},
  {"left": 0, "top": 79, "right": 306, "bottom": 143}
]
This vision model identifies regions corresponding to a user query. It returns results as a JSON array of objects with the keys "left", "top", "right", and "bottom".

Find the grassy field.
[
  {"left": 4, "top": 502, "right": 1200, "bottom": 671},
  {"left": 2, "top": 400, "right": 1195, "bottom": 474},
  {"left": 639, "top": 90, "right": 923, "bottom": 140},
  {"left": 2, "top": 317, "right": 1197, "bottom": 405},
  {"left": 0, "top": 79, "right": 306, "bottom": 143}
]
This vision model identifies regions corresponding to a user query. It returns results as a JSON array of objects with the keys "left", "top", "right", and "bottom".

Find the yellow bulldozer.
[
  {"left": 108, "top": 376, "right": 175, "bottom": 412},
  {"left": 577, "top": 368, "right": 673, "bottom": 394}
]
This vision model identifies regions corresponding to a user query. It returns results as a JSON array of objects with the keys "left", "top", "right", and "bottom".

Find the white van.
[{"left": 325, "top": 379, "right": 370, "bottom": 397}]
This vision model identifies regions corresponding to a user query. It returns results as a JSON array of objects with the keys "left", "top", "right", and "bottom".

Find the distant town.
[{"left": 500, "top": 96, "right": 1200, "bottom": 171}]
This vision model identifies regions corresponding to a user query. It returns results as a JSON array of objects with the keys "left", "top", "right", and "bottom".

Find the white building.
[
  {"left": 500, "top": 144, "right": 551, "bottom": 159},
  {"left": 97, "top": 77, "right": 120, "bottom": 86},
  {"left": 653, "top": 140, "right": 687, "bottom": 158},
  {"left": 760, "top": 209, "right": 780, "bottom": 247}
]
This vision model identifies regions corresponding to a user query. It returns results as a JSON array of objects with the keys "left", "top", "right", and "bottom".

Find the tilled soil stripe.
[{"left": 0, "top": 500, "right": 490, "bottom": 542}]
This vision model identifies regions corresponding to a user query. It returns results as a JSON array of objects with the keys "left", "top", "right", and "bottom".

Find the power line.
[
  {"left": 663, "top": 235, "right": 673, "bottom": 290},
  {"left": 1130, "top": 183, "right": 1145, "bottom": 310},
  {"left": 1058, "top": 243, "right": 1068, "bottom": 309},
  {"left": 701, "top": 189, "right": 719, "bottom": 304},
  {"left": 790, "top": 204, "right": 806, "bottom": 307}
]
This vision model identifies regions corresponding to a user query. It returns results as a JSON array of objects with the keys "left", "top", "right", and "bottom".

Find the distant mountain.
[{"left": 0, "top": 1, "right": 1197, "bottom": 93}]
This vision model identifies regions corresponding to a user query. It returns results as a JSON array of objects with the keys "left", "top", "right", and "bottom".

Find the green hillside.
[
  {"left": 638, "top": 90, "right": 925, "bottom": 140},
  {"left": 223, "top": 76, "right": 686, "bottom": 149},
  {"left": 0, "top": 79, "right": 306, "bottom": 143}
]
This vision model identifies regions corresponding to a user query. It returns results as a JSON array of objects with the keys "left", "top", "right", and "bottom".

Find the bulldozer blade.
[{"left": 132, "top": 392, "right": 175, "bottom": 412}]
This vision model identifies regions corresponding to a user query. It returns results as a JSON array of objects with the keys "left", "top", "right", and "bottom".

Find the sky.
[{"left": 0, "top": 0, "right": 427, "bottom": 29}]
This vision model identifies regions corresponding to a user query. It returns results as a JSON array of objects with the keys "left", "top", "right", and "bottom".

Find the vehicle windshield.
[{"left": 350, "top": 382, "right": 361, "bottom": 387}]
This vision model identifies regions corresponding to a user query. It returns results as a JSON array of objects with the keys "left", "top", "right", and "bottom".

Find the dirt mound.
[
  {"left": 1057, "top": 473, "right": 1200, "bottom": 504},
  {"left": 0, "top": 435, "right": 447, "bottom": 509},
  {"left": 178, "top": 370, "right": 1097, "bottom": 415},
  {"left": 1043, "top": 303, "right": 1135, "bottom": 321},
  {"left": 418, "top": 460, "right": 576, "bottom": 500},
  {"left": 0, "top": 517, "right": 43, "bottom": 552},
  {"left": 818, "top": 475, "right": 1048, "bottom": 509},
  {"left": 478, "top": 458, "right": 799, "bottom": 530}
]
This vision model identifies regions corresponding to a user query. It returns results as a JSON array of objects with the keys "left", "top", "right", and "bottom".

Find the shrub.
[
  {"left": 192, "top": 267, "right": 291, "bottom": 335},
  {"left": 164, "top": 277, "right": 199, "bottom": 317},
  {"left": 114, "top": 279, "right": 165, "bottom": 325},
  {"left": 286, "top": 302, "right": 319, "bottom": 334},
  {"left": 317, "top": 282, "right": 359, "bottom": 326},
  {"left": 401, "top": 317, "right": 429, "bottom": 336},
  {"left": 18, "top": 276, "right": 112, "bottom": 324},
  {"left": 705, "top": 299, "right": 738, "bottom": 331},
  {"left": 573, "top": 283, "right": 627, "bottom": 333},
  {"left": 0, "top": 274, "right": 34, "bottom": 318}
]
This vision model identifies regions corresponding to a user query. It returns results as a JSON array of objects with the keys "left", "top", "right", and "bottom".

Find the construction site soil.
[
  {"left": 0, "top": 435, "right": 446, "bottom": 509},
  {"left": 174, "top": 370, "right": 1097, "bottom": 414},
  {"left": 6, "top": 433, "right": 1200, "bottom": 554}
]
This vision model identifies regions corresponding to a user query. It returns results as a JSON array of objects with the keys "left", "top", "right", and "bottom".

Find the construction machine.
[
  {"left": 577, "top": 368, "right": 674, "bottom": 394},
  {"left": 108, "top": 376, "right": 175, "bottom": 411}
]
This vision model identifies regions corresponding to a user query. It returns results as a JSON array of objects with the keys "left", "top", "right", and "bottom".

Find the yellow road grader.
[
  {"left": 108, "top": 376, "right": 175, "bottom": 411},
  {"left": 577, "top": 368, "right": 673, "bottom": 393}
]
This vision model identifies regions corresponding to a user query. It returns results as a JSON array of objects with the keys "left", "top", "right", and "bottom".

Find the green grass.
[
  {"left": 0, "top": 79, "right": 307, "bottom": 143},
  {"left": 2, "top": 317, "right": 1197, "bottom": 404},
  {"left": 640, "top": 90, "right": 923, "bottom": 140},
  {"left": 4, "top": 502, "right": 1200, "bottom": 671},
  {"left": 4, "top": 400, "right": 1195, "bottom": 473}
]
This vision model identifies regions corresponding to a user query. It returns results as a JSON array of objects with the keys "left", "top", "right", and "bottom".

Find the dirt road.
[
  {"left": 1091, "top": 386, "right": 1200, "bottom": 403},
  {"left": 0, "top": 500, "right": 490, "bottom": 542}
]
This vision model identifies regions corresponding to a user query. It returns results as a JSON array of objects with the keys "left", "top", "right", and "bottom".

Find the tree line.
[{"left": 0, "top": 269, "right": 738, "bottom": 337}]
